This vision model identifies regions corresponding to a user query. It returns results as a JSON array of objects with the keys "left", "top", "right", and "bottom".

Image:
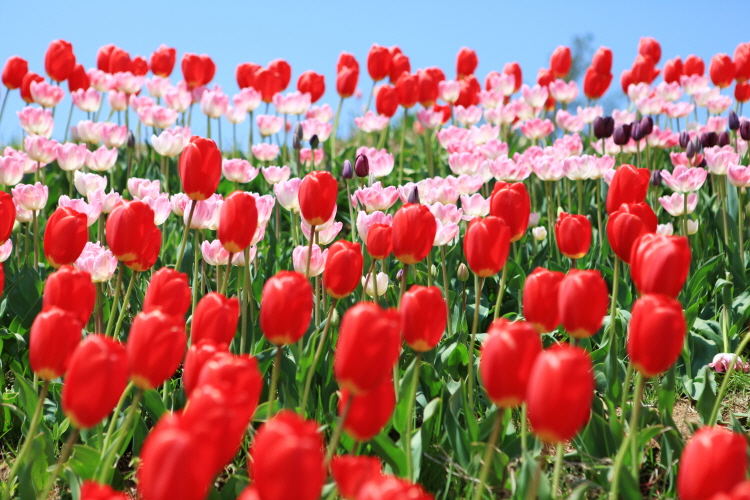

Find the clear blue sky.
[{"left": 1, "top": 0, "right": 749, "bottom": 143}]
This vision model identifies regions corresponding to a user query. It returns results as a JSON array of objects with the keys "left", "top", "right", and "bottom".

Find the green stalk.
[
  {"left": 607, "top": 256, "right": 620, "bottom": 357},
  {"left": 112, "top": 270, "right": 139, "bottom": 340},
  {"left": 267, "top": 347, "right": 282, "bottom": 420},
  {"left": 551, "top": 442, "right": 565, "bottom": 499},
  {"left": 105, "top": 262, "right": 125, "bottom": 337},
  {"left": 467, "top": 275, "right": 484, "bottom": 411},
  {"left": 96, "top": 389, "right": 143, "bottom": 483},
  {"left": 37, "top": 428, "right": 80, "bottom": 500},
  {"left": 739, "top": 188, "right": 745, "bottom": 268},
  {"left": 471, "top": 407, "right": 506, "bottom": 500},
  {"left": 609, "top": 375, "right": 645, "bottom": 500},
  {"left": 301, "top": 300, "right": 337, "bottom": 413},
  {"left": 175, "top": 200, "right": 197, "bottom": 270},
  {"left": 404, "top": 352, "right": 422, "bottom": 480},
  {"left": 492, "top": 265, "right": 508, "bottom": 321},
  {"left": 325, "top": 397, "right": 353, "bottom": 468},
  {"left": 305, "top": 225, "right": 317, "bottom": 278},
  {"left": 440, "top": 246, "right": 452, "bottom": 336}
]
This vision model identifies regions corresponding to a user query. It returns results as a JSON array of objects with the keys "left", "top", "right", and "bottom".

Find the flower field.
[{"left": 1, "top": 36, "right": 750, "bottom": 500}]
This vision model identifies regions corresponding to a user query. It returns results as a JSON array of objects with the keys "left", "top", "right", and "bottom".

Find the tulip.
[
  {"left": 554, "top": 212, "right": 591, "bottom": 260},
  {"left": 357, "top": 476, "right": 431, "bottom": 500},
  {"left": 44, "top": 207, "right": 88, "bottom": 268},
  {"left": 150, "top": 44, "right": 176, "bottom": 77},
  {"left": 73, "top": 242, "right": 117, "bottom": 283},
  {"left": 178, "top": 136, "right": 222, "bottom": 201},
  {"left": 297, "top": 70, "right": 326, "bottom": 103},
  {"left": 2, "top": 56, "right": 28, "bottom": 90},
  {"left": 375, "top": 84, "right": 399, "bottom": 118},
  {"left": 677, "top": 427, "right": 748, "bottom": 500},
  {"left": 392, "top": 204, "right": 438, "bottom": 265},
  {"left": 293, "top": 244, "right": 327, "bottom": 277},
  {"left": 0, "top": 192, "right": 15, "bottom": 243},
  {"left": 607, "top": 203, "right": 657, "bottom": 264},
  {"left": 323, "top": 240, "right": 363, "bottom": 299},
  {"left": 368, "top": 44, "right": 392, "bottom": 82},
  {"left": 218, "top": 191, "right": 258, "bottom": 254},
  {"left": 339, "top": 377, "right": 396, "bottom": 442},
  {"left": 627, "top": 294, "right": 686, "bottom": 378},
  {"left": 606, "top": 164, "right": 650, "bottom": 214},
  {"left": 20, "top": 72, "right": 44, "bottom": 104},
  {"left": 630, "top": 233, "right": 691, "bottom": 298},
  {"left": 337, "top": 66, "right": 359, "bottom": 99},
  {"left": 456, "top": 47, "right": 478, "bottom": 78},
  {"left": 400, "top": 285, "right": 447, "bottom": 352},
  {"left": 526, "top": 344, "right": 594, "bottom": 443},
  {"left": 710, "top": 54, "right": 735, "bottom": 88},
  {"left": 334, "top": 302, "right": 401, "bottom": 395},
  {"left": 140, "top": 269, "right": 190, "bottom": 318},
  {"left": 85, "top": 146, "right": 118, "bottom": 172},
  {"left": 523, "top": 267, "right": 565, "bottom": 333},
  {"left": 125, "top": 224, "right": 161, "bottom": 272},
  {"left": 550, "top": 45, "right": 572, "bottom": 77},
  {"left": 299, "top": 170, "right": 338, "bottom": 226},
  {"left": 106, "top": 201, "right": 157, "bottom": 262},
  {"left": 332, "top": 455, "right": 382, "bottom": 500},
  {"left": 127, "top": 311, "right": 186, "bottom": 390},
  {"left": 80, "top": 481, "right": 129, "bottom": 500},
  {"left": 191, "top": 293, "right": 240, "bottom": 345},
  {"left": 260, "top": 271, "right": 313, "bottom": 345},
  {"left": 56, "top": 143, "right": 88, "bottom": 172},
  {"left": 29, "top": 307, "right": 82, "bottom": 380},
  {"left": 558, "top": 270, "right": 609, "bottom": 338},
  {"left": 42, "top": 265, "right": 95, "bottom": 326},
  {"left": 480, "top": 319, "right": 542, "bottom": 408},
  {"left": 182, "top": 339, "right": 228, "bottom": 396},
  {"left": 62, "top": 334, "right": 128, "bottom": 429},
  {"left": 489, "top": 182, "right": 530, "bottom": 242},
  {"left": 44, "top": 39, "right": 76, "bottom": 82},
  {"left": 464, "top": 216, "right": 510, "bottom": 278}
]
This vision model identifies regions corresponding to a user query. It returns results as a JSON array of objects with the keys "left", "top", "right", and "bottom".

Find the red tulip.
[
  {"left": 366, "top": 223, "right": 392, "bottom": 260},
  {"left": 150, "top": 45, "right": 176, "bottom": 77},
  {"left": 106, "top": 200, "right": 157, "bottom": 262},
  {"left": 44, "top": 39, "right": 75, "bottom": 82},
  {"left": 605, "top": 164, "right": 650, "bottom": 214},
  {"left": 526, "top": 344, "right": 594, "bottom": 443},
  {"left": 400, "top": 285, "right": 447, "bottom": 352},
  {"left": 550, "top": 45, "right": 572, "bottom": 78},
  {"left": 418, "top": 68, "right": 439, "bottom": 107},
  {"left": 68, "top": 64, "right": 90, "bottom": 93},
  {"left": 178, "top": 136, "right": 222, "bottom": 201},
  {"left": 2, "top": 56, "right": 28, "bottom": 89},
  {"left": 219, "top": 191, "right": 258, "bottom": 254},
  {"left": 62, "top": 334, "right": 128, "bottom": 429},
  {"left": 337, "top": 66, "right": 359, "bottom": 99},
  {"left": 332, "top": 455, "right": 382, "bottom": 500},
  {"left": 127, "top": 310, "right": 186, "bottom": 390},
  {"left": 195, "top": 352, "right": 262, "bottom": 419},
  {"left": 465, "top": 216, "right": 510, "bottom": 278},
  {"left": 433, "top": 103, "right": 451, "bottom": 124},
  {"left": 592, "top": 47, "right": 613, "bottom": 74},
  {"left": 537, "top": 68, "right": 555, "bottom": 88},
  {"left": 44, "top": 207, "right": 88, "bottom": 268},
  {"left": 375, "top": 84, "right": 399, "bottom": 118},
  {"left": 454, "top": 74, "right": 480, "bottom": 108},
  {"left": 503, "top": 62, "right": 523, "bottom": 93},
  {"left": 558, "top": 270, "right": 609, "bottom": 338},
  {"left": 108, "top": 47, "right": 132, "bottom": 74},
  {"left": 389, "top": 52, "right": 411, "bottom": 83},
  {"left": 237, "top": 488, "right": 261, "bottom": 500},
  {"left": 191, "top": 293, "right": 240, "bottom": 345},
  {"left": 490, "top": 181, "right": 530, "bottom": 242},
  {"left": 392, "top": 204, "right": 438, "bottom": 265},
  {"left": 80, "top": 481, "right": 129, "bottom": 500},
  {"left": 250, "top": 411, "right": 325, "bottom": 500},
  {"left": 255, "top": 68, "right": 283, "bottom": 103},
  {"left": 367, "top": 44, "right": 392, "bottom": 82},
  {"left": 630, "top": 233, "right": 691, "bottom": 298},
  {"left": 638, "top": 36, "right": 662, "bottom": 64},
  {"left": 425, "top": 67, "right": 446, "bottom": 85},
  {"left": 480, "top": 319, "right": 542, "bottom": 408},
  {"left": 29, "top": 307, "right": 81, "bottom": 380},
  {"left": 710, "top": 53, "right": 736, "bottom": 88},
  {"left": 181, "top": 53, "right": 205, "bottom": 89},
  {"left": 677, "top": 427, "right": 748, "bottom": 500},
  {"left": 143, "top": 268, "right": 191, "bottom": 317},
  {"left": 42, "top": 265, "right": 95, "bottom": 326},
  {"left": 132, "top": 56, "right": 149, "bottom": 77},
  {"left": 523, "top": 267, "right": 565, "bottom": 334},
  {"left": 555, "top": 212, "right": 591, "bottom": 260},
  {"left": 583, "top": 67, "right": 613, "bottom": 100},
  {"left": 737, "top": 82, "right": 750, "bottom": 103},
  {"left": 357, "top": 475, "right": 432, "bottom": 500},
  {"left": 606, "top": 202, "right": 657, "bottom": 264},
  {"left": 268, "top": 59, "right": 291, "bottom": 90},
  {"left": 0, "top": 192, "right": 14, "bottom": 243},
  {"left": 20, "top": 72, "right": 44, "bottom": 103},
  {"left": 684, "top": 55, "right": 705, "bottom": 76},
  {"left": 125, "top": 224, "right": 161, "bottom": 272},
  {"left": 200, "top": 55, "right": 215, "bottom": 86},
  {"left": 298, "top": 170, "right": 338, "bottom": 226},
  {"left": 324, "top": 240, "right": 364, "bottom": 299},
  {"left": 182, "top": 339, "right": 228, "bottom": 397},
  {"left": 260, "top": 271, "right": 313, "bottom": 345},
  {"left": 620, "top": 69, "right": 635, "bottom": 94},
  {"left": 236, "top": 62, "right": 261, "bottom": 89},
  {"left": 663, "top": 57, "right": 684, "bottom": 84},
  {"left": 396, "top": 73, "right": 419, "bottom": 109},
  {"left": 456, "top": 47, "right": 478, "bottom": 79},
  {"left": 137, "top": 413, "right": 217, "bottom": 500},
  {"left": 96, "top": 44, "right": 115, "bottom": 73},
  {"left": 339, "top": 376, "right": 396, "bottom": 441},
  {"left": 627, "top": 294, "right": 686, "bottom": 378},
  {"left": 334, "top": 303, "right": 401, "bottom": 395},
  {"left": 297, "top": 70, "right": 326, "bottom": 103},
  {"left": 631, "top": 54, "right": 660, "bottom": 85}
]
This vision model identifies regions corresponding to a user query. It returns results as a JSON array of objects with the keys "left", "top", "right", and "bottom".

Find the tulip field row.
[{"left": 1, "top": 36, "right": 750, "bottom": 500}]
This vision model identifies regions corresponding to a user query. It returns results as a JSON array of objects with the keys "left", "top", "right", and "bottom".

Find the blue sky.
[{"left": 1, "top": 0, "right": 749, "bottom": 143}]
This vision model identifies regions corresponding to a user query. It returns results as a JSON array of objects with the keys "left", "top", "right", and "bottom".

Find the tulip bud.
[
  {"left": 323, "top": 240, "right": 364, "bottom": 299},
  {"left": 686, "top": 140, "right": 696, "bottom": 159},
  {"left": 30, "top": 307, "right": 82, "bottom": 380},
  {"left": 640, "top": 115, "right": 653, "bottom": 136},
  {"left": 400, "top": 285, "right": 447, "bottom": 351},
  {"left": 532, "top": 226, "right": 547, "bottom": 240},
  {"left": 457, "top": 263, "right": 469, "bottom": 281},
  {"left": 218, "top": 191, "right": 258, "bottom": 254},
  {"left": 677, "top": 427, "right": 748, "bottom": 500},
  {"left": 342, "top": 159, "right": 353, "bottom": 179},
  {"left": 593, "top": 116, "right": 614, "bottom": 139},
  {"left": 613, "top": 124, "right": 631, "bottom": 145},
  {"left": 127, "top": 130, "right": 135, "bottom": 148},
  {"left": 339, "top": 377, "right": 396, "bottom": 442},
  {"left": 631, "top": 233, "right": 691, "bottom": 298},
  {"left": 127, "top": 310, "right": 187, "bottom": 390},
  {"left": 366, "top": 223, "right": 392, "bottom": 260},
  {"left": 191, "top": 292, "right": 240, "bottom": 345},
  {"left": 143, "top": 268, "right": 191, "bottom": 317},
  {"left": 260, "top": 271, "right": 313, "bottom": 345},
  {"left": 44, "top": 207, "right": 88, "bottom": 268},
  {"left": 354, "top": 154, "right": 369, "bottom": 177},
  {"left": 718, "top": 131, "right": 730, "bottom": 147},
  {"left": 630, "top": 121, "right": 644, "bottom": 142},
  {"left": 607, "top": 203, "right": 657, "bottom": 264},
  {"left": 679, "top": 131, "right": 691, "bottom": 149},
  {"left": 295, "top": 121, "right": 304, "bottom": 141},
  {"left": 650, "top": 170, "right": 662, "bottom": 187},
  {"left": 741, "top": 121, "right": 750, "bottom": 141},
  {"left": 523, "top": 267, "right": 564, "bottom": 333},
  {"left": 700, "top": 132, "right": 718, "bottom": 148},
  {"left": 729, "top": 110, "right": 740, "bottom": 131},
  {"left": 42, "top": 265, "right": 96, "bottom": 326},
  {"left": 693, "top": 137, "right": 703, "bottom": 154},
  {"left": 309, "top": 134, "right": 319, "bottom": 149},
  {"left": 396, "top": 269, "right": 405, "bottom": 282},
  {"left": 407, "top": 185, "right": 420, "bottom": 204},
  {"left": 292, "top": 133, "right": 301, "bottom": 151},
  {"left": 605, "top": 164, "right": 650, "bottom": 214}
]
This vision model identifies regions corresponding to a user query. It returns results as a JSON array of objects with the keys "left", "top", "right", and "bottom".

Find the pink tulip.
[
  {"left": 164, "top": 85, "right": 191, "bottom": 113},
  {"left": 655, "top": 82, "right": 683, "bottom": 102},
  {"left": 425, "top": 181, "right": 459, "bottom": 205},
  {"left": 56, "top": 143, "right": 88, "bottom": 171},
  {"left": 170, "top": 193, "right": 190, "bottom": 216},
  {"left": 152, "top": 128, "right": 190, "bottom": 157},
  {"left": 661, "top": 166, "right": 708, "bottom": 193},
  {"left": 233, "top": 88, "right": 262, "bottom": 113},
  {"left": 0, "top": 240, "right": 13, "bottom": 262},
  {"left": 17, "top": 106, "right": 54, "bottom": 138},
  {"left": 200, "top": 88, "right": 229, "bottom": 118},
  {"left": 352, "top": 182, "right": 399, "bottom": 212},
  {"left": 460, "top": 194, "right": 490, "bottom": 220},
  {"left": 85, "top": 146, "right": 118, "bottom": 172},
  {"left": 74, "top": 171, "right": 107, "bottom": 197},
  {"left": 657, "top": 223, "right": 674, "bottom": 236},
  {"left": 428, "top": 202, "right": 463, "bottom": 225},
  {"left": 680, "top": 74, "right": 709, "bottom": 96},
  {"left": 454, "top": 105, "right": 482, "bottom": 126},
  {"left": 355, "top": 111, "right": 390, "bottom": 132},
  {"left": 669, "top": 152, "right": 703, "bottom": 168},
  {"left": 4, "top": 148, "right": 36, "bottom": 174},
  {"left": 555, "top": 110, "right": 584, "bottom": 133},
  {"left": 521, "top": 84, "right": 548, "bottom": 109},
  {"left": 437, "top": 126, "right": 470, "bottom": 148},
  {"left": 664, "top": 102, "right": 694, "bottom": 119},
  {"left": 300, "top": 119, "right": 332, "bottom": 142},
  {"left": 484, "top": 105, "right": 516, "bottom": 126},
  {"left": 139, "top": 194, "right": 172, "bottom": 225},
  {"left": 356, "top": 210, "right": 392, "bottom": 241},
  {"left": 190, "top": 84, "right": 207, "bottom": 104},
  {"left": 636, "top": 96, "right": 665, "bottom": 116},
  {"left": 361, "top": 272, "right": 389, "bottom": 297},
  {"left": 521, "top": 118, "right": 554, "bottom": 140},
  {"left": 612, "top": 109, "right": 636, "bottom": 125},
  {"left": 72, "top": 120, "right": 103, "bottom": 144},
  {"left": 249, "top": 193, "right": 275, "bottom": 225},
  {"left": 531, "top": 155, "right": 565, "bottom": 181},
  {"left": 252, "top": 143, "right": 280, "bottom": 162},
  {"left": 107, "top": 90, "right": 128, "bottom": 111},
  {"left": 647, "top": 127, "right": 680, "bottom": 149},
  {"left": 12, "top": 182, "right": 49, "bottom": 211},
  {"left": 58, "top": 195, "right": 102, "bottom": 226},
  {"left": 467, "top": 124, "right": 500, "bottom": 146},
  {"left": 709, "top": 353, "right": 750, "bottom": 373},
  {"left": 72, "top": 88, "right": 102, "bottom": 113},
  {"left": 223, "top": 159, "right": 258, "bottom": 183},
  {"left": 292, "top": 244, "right": 327, "bottom": 277},
  {"left": 30, "top": 81, "right": 64, "bottom": 108},
  {"left": 24, "top": 135, "right": 58, "bottom": 164},
  {"left": 487, "top": 73, "right": 516, "bottom": 96},
  {"left": 728, "top": 165, "right": 750, "bottom": 188},
  {"left": 626, "top": 82, "right": 650, "bottom": 103},
  {"left": 187, "top": 194, "right": 223, "bottom": 230},
  {"left": 562, "top": 155, "right": 599, "bottom": 180},
  {"left": 112, "top": 71, "right": 144, "bottom": 94},
  {"left": 306, "top": 104, "right": 333, "bottom": 122},
  {"left": 301, "top": 218, "right": 342, "bottom": 245},
  {"left": 274, "top": 178, "right": 302, "bottom": 212},
  {"left": 225, "top": 106, "right": 246, "bottom": 125},
  {"left": 453, "top": 174, "right": 484, "bottom": 195},
  {"left": 478, "top": 139, "right": 508, "bottom": 161},
  {"left": 415, "top": 108, "right": 443, "bottom": 130},
  {"left": 433, "top": 219, "right": 459, "bottom": 246},
  {"left": 231, "top": 246, "right": 257, "bottom": 266},
  {"left": 0, "top": 155, "right": 24, "bottom": 186},
  {"left": 355, "top": 147, "right": 394, "bottom": 178},
  {"left": 256, "top": 114, "right": 284, "bottom": 136},
  {"left": 261, "top": 165, "right": 291, "bottom": 185},
  {"left": 702, "top": 117, "right": 727, "bottom": 134},
  {"left": 87, "top": 189, "right": 122, "bottom": 214},
  {"left": 74, "top": 241, "right": 118, "bottom": 282},
  {"left": 576, "top": 105, "right": 603, "bottom": 124},
  {"left": 14, "top": 200, "right": 33, "bottom": 223},
  {"left": 100, "top": 123, "right": 128, "bottom": 148},
  {"left": 438, "top": 80, "right": 460, "bottom": 103},
  {"left": 145, "top": 76, "right": 171, "bottom": 98},
  {"left": 478, "top": 90, "right": 503, "bottom": 109},
  {"left": 549, "top": 79, "right": 578, "bottom": 103},
  {"left": 659, "top": 192, "right": 698, "bottom": 216},
  {"left": 694, "top": 87, "right": 720, "bottom": 108},
  {"left": 273, "top": 91, "right": 311, "bottom": 116},
  {"left": 251, "top": 224, "right": 267, "bottom": 246},
  {"left": 201, "top": 239, "right": 230, "bottom": 266},
  {"left": 128, "top": 178, "right": 161, "bottom": 199},
  {"left": 299, "top": 148, "right": 324, "bottom": 167},
  {"left": 487, "top": 158, "right": 531, "bottom": 182},
  {"left": 705, "top": 146, "right": 740, "bottom": 175},
  {"left": 150, "top": 106, "right": 178, "bottom": 129},
  {"left": 87, "top": 69, "right": 111, "bottom": 92},
  {"left": 707, "top": 96, "right": 732, "bottom": 115},
  {"left": 448, "top": 152, "right": 483, "bottom": 176}
]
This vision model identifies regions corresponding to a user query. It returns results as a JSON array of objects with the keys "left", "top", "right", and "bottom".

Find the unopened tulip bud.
[
  {"left": 127, "top": 130, "right": 135, "bottom": 148},
  {"left": 342, "top": 159, "right": 353, "bottom": 179},
  {"left": 292, "top": 133, "right": 301, "bottom": 151},
  {"left": 729, "top": 111, "right": 740, "bottom": 131},
  {"left": 686, "top": 141, "right": 696, "bottom": 159},
  {"left": 457, "top": 263, "right": 469, "bottom": 281},
  {"left": 651, "top": 170, "right": 662, "bottom": 187},
  {"left": 687, "top": 219, "right": 699, "bottom": 235},
  {"left": 593, "top": 116, "right": 614, "bottom": 139},
  {"left": 718, "top": 131, "right": 730, "bottom": 147},
  {"left": 630, "top": 122, "right": 644, "bottom": 142},
  {"left": 679, "top": 131, "right": 691, "bottom": 149},
  {"left": 310, "top": 134, "right": 319, "bottom": 149},
  {"left": 354, "top": 154, "right": 369, "bottom": 177},
  {"left": 613, "top": 124, "right": 631, "bottom": 145},
  {"left": 407, "top": 186, "right": 420, "bottom": 204},
  {"left": 741, "top": 121, "right": 750, "bottom": 141},
  {"left": 295, "top": 121, "right": 304, "bottom": 141},
  {"left": 533, "top": 226, "right": 547, "bottom": 240},
  {"left": 396, "top": 269, "right": 404, "bottom": 282},
  {"left": 700, "top": 132, "right": 717, "bottom": 148},
  {"left": 640, "top": 116, "right": 653, "bottom": 136}
]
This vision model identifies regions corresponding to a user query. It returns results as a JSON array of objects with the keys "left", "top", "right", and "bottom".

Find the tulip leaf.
[
  {"left": 67, "top": 444, "right": 101, "bottom": 480},
  {"left": 371, "top": 430, "right": 407, "bottom": 477}
]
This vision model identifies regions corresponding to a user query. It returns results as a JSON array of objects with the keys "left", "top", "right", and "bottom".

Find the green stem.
[
  {"left": 305, "top": 225, "right": 317, "bottom": 278},
  {"left": 467, "top": 276, "right": 484, "bottom": 411},
  {"left": 398, "top": 108, "right": 409, "bottom": 186},
  {"left": 105, "top": 262, "right": 125, "bottom": 337},
  {"left": 96, "top": 389, "right": 143, "bottom": 483},
  {"left": 596, "top": 181, "right": 603, "bottom": 248},
  {"left": 609, "top": 375, "right": 645, "bottom": 500},
  {"left": 520, "top": 403, "right": 528, "bottom": 455},
  {"left": 325, "top": 397, "right": 353, "bottom": 468},
  {"left": 577, "top": 179, "right": 584, "bottom": 215},
  {"left": 620, "top": 361, "right": 633, "bottom": 422},
  {"left": 440, "top": 246, "right": 453, "bottom": 336},
  {"left": 551, "top": 442, "right": 565, "bottom": 499},
  {"left": 425, "top": 132, "right": 435, "bottom": 178},
  {"left": 426, "top": 250, "right": 433, "bottom": 287},
  {"left": 739, "top": 188, "right": 745, "bottom": 269},
  {"left": 112, "top": 270, "right": 138, "bottom": 340},
  {"left": 267, "top": 347, "right": 282, "bottom": 420},
  {"left": 240, "top": 248, "right": 250, "bottom": 353},
  {"left": 361, "top": 260, "right": 376, "bottom": 301},
  {"left": 301, "top": 300, "right": 337, "bottom": 414},
  {"left": 100, "top": 382, "right": 134, "bottom": 457},
  {"left": 175, "top": 200, "right": 197, "bottom": 270},
  {"left": 32, "top": 211, "right": 39, "bottom": 271},
  {"left": 708, "top": 329, "right": 750, "bottom": 424},
  {"left": 404, "top": 352, "right": 422, "bottom": 480},
  {"left": 0, "top": 91, "right": 9, "bottom": 129},
  {"left": 346, "top": 180, "right": 356, "bottom": 243},
  {"left": 399, "top": 263, "right": 409, "bottom": 305},
  {"left": 492, "top": 265, "right": 508, "bottom": 321},
  {"left": 607, "top": 257, "right": 620, "bottom": 355},
  {"left": 192, "top": 231, "right": 200, "bottom": 315},
  {"left": 37, "top": 428, "right": 79, "bottom": 500},
  {"left": 721, "top": 176, "right": 730, "bottom": 247},
  {"left": 471, "top": 407, "right": 506, "bottom": 500},
  {"left": 221, "top": 255, "right": 233, "bottom": 295}
]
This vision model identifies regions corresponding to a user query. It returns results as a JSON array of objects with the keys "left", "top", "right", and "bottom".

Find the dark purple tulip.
[
  {"left": 354, "top": 154, "right": 369, "bottom": 178},
  {"left": 686, "top": 141, "right": 696, "bottom": 159},
  {"left": 630, "top": 122, "right": 644, "bottom": 142},
  {"left": 741, "top": 121, "right": 750, "bottom": 141},
  {"left": 679, "top": 131, "right": 691, "bottom": 149},
  {"left": 408, "top": 185, "right": 420, "bottom": 204},
  {"left": 650, "top": 170, "right": 662, "bottom": 187},
  {"left": 342, "top": 159, "right": 353, "bottom": 179},
  {"left": 593, "top": 116, "right": 614, "bottom": 139},
  {"left": 718, "top": 131, "right": 730, "bottom": 147},
  {"left": 613, "top": 124, "right": 631, "bottom": 145},
  {"left": 729, "top": 111, "right": 740, "bottom": 131},
  {"left": 700, "top": 132, "right": 718, "bottom": 148},
  {"left": 640, "top": 116, "right": 653, "bottom": 136}
]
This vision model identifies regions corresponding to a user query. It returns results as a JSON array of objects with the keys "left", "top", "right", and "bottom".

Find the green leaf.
[
  {"left": 371, "top": 431, "right": 407, "bottom": 477},
  {"left": 67, "top": 444, "right": 101, "bottom": 480}
]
